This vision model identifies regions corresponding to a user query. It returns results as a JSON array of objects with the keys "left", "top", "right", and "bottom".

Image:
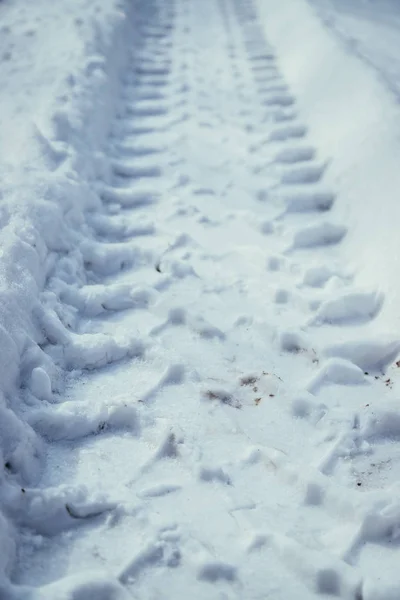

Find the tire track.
[{"left": 13, "top": 0, "right": 398, "bottom": 598}]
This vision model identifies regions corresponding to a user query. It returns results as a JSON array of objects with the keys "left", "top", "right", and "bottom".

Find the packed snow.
[{"left": 1, "top": 0, "right": 400, "bottom": 598}]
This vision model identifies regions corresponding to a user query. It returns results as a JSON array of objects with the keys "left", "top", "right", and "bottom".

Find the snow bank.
[
  {"left": 0, "top": 0, "right": 133, "bottom": 590},
  {"left": 257, "top": 0, "right": 400, "bottom": 334}
]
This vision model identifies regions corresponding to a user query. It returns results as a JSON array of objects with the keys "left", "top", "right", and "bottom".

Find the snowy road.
[{"left": 2, "top": 0, "right": 400, "bottom": 598}]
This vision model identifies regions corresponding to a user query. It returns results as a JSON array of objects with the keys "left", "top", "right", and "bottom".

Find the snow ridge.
[{"left": 0, "top": 1, "right": 134, "bottom": 595}]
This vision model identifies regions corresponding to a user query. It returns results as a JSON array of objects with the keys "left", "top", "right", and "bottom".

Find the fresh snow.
[{"left": 1, "top": 0, "right": 400, "bottom": 598}]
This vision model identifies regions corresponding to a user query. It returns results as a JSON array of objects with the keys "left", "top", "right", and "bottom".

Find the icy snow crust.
[{"left": 2, "top": 0, "right": 400, "bottom": 598}]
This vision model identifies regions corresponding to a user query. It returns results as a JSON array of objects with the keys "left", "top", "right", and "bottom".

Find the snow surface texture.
[{"left": 2, "top": 0, "right": 400, "bottom": 598}]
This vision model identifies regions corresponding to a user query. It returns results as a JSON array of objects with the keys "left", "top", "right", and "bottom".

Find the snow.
[{"left": 1, "top": 0, "right": 400, "bottom": 597}]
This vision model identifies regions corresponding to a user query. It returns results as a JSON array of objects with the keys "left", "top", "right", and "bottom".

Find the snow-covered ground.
[
  {"left": 2, "top": 0, "right": 400, "bottom": 598},
  {"left": 310, "top": 0, "right": 400, "bottom": 99}
]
